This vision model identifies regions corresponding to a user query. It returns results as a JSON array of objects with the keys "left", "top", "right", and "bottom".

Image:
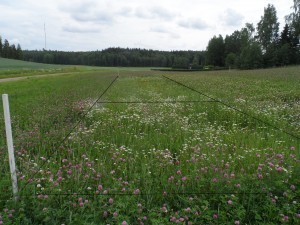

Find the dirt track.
[
  {"left": 0, "top": 77, "right": 29, "bottom": 83},
  {"left": 0, "top": 72, "right": 73, "bottom": 83}
]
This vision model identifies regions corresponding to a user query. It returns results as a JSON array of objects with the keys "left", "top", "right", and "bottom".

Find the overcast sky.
[{"left": 0, "top": 0, "right": 294, "bottom": 51}]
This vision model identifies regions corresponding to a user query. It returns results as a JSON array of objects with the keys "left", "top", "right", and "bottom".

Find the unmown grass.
[{"left": 0, "top": 66, "right": 299, "bottom": 224}]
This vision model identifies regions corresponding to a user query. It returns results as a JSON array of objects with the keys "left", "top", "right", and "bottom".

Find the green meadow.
[{"left": 0, "top": 63, "right": 299, "bottom": 224}]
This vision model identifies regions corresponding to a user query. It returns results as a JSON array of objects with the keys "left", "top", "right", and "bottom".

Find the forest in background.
[
  {"left": 0, "top": 36, "right": 22, "bottom": 60},
  {"left": 206, "top": 2, "right": 300, "bottom": 69},
  {"left": 22, "top": 48, "right": 205, "bottom": 69}
]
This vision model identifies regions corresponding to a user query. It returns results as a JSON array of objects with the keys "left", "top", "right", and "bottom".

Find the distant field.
[
  {"left": 0, "top": 57, "right": 107, "bottom": 80},
  {"left": 0, "top": 58, "right": 160, "bottom": 81},
  {"left": 0, "top": 66, "right": 299, "bottom": 224},
  {"left": 0, "top": 57, "right": 72, "bottom": 70}
]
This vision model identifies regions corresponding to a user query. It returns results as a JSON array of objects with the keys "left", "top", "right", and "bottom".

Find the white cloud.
[
  {"left": 63, "top": 24, "right": 101, "bottom": 33},
  {"left": 150, "top": 27, "right": 169, "bottom": 33},
  {"left": 118, "top": 7, "right": 133, "bottom": 17},
  {"left": 134, "top": 6, "right": 177, "bottom": 20},
  {"left": 221, "top": 8, "right": 244, "bottom": 27},
  {"left": 178, "top": 18, "right": 210, "bottom": 30},
  {"left": 150, "top": 6, "right": 177, "bottom": 20},
  {"left": 0, "top": 0, "right": 294, "bottom": 51},
  {"left": 72, "top": 13, "right": 114, "bottom": 24}
]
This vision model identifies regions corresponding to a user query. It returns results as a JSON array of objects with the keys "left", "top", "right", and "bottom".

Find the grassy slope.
[
  {"left": 0, "top": 58, "right": 108, "bottom": 79},
  {"left": 0, "top": 58, "right": 156, "bottom": 80},
  {"left": 0, "top": 57, "right": 70, "bottom": 70}
]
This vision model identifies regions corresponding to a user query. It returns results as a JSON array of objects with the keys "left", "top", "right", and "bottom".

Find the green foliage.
[
  {"left": 206, "top": 35, "right": 225, "bottom": 67},
  {"left": 278, "top": 43, "right": 291, "bottom": 65},
  {"left": 286, "top": 0, "right": 300, "bottom": 37},
  {"left": 225, "top": 31, "right": 242, "bottom": 56},
  {"left": 225, "top": 53, "right": 237, "bottom": 69},
  {"left": 0, "top": 36, "right": 2, "bottom": 57},
  {"left": 256, "top": 4, "right": 280, "bottom": 67},
  {"left": 282, "top": 22, "right": 300, "bottom": 64},
  {"left": 2, "top": 39, "right": 10, "bottom": 58},
  {"left": 240, "top": 23, "right": 256, "bottom": 48},
  {"left": 224, "top": 24, "right": 257, "bottom": 69},
  {"left": 257, "top": 4, "right": 279, "bottom": 51},
  {"left": 239, "top": 43, "right": 263, "bottom": 69},
  {"left": 0, "top": 36, "right": 22, "bottom": 60},
  {"left": 210, "top": 3, "right": 300, "bottom": 69},
  {"left": 23, "top": 48, "right": 206, "bottom": 68},
  {"left": 172, "top": 57, "right": 189, "bottom": 69},
  {"left": 17, "top": 44, "right": 23, "bottom": 60}
]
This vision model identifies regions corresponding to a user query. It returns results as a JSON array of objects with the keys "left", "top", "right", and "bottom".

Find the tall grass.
[{"left": 0, "top": 67, "right": 299, "bottom": 224}]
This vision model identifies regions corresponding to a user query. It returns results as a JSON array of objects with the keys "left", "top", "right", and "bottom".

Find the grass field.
[
  {"left": 0, "top": 58, "right": 72, "bottom": 70},
  {"left": 0, "top": 65, "right": 299, "bottom": 224},
  {"left": 0, "top": 58, "right": 160, "bottom": 80},
  {"left": 0, "top": 58, "right": 105, "bottom": 79}
]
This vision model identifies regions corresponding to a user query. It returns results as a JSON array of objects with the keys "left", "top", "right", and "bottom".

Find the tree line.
[
  {"left": 22, "top": 48, "right": 206, "bottom": 69},
  {"left": 206, "top": 1, "right": 300, "bottom": 69},
  {"left": 0, "top": 36, "right": 23, "bottom": 60}
]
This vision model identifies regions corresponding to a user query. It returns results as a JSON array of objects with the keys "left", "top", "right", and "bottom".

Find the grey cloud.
[
  {"left": 59, "top": 1, "right": 114, "bottom": 24},
  {"left": 178, "top": 18, "right": 209, "bottom": 30},
  {"left": 222, "top": 8, "right": 244, "bottom": 27},
  {"left": 134, "top": 7, "right": 152, "bottom": 19},
  {"left": 169, "top": 33, "right": 180, "bottom": 39},
  {"left": 59, "top": 1, "right": 94, "bottom": 14},
  {"left": 150, "top": 6, "right": 175, "bottom": 19},
  {"left": 150, "top": 27, "right": 180, "bottom": 39},
  {"left": 0, "top": 0, "right": 16, "bottom": 6},
  {"left": 72, "top": 12, "right": 114, "bottom": 24},
  {"left": 63, "top": 25, "right": 100, "bottom": 33},
  {"left": 150, "top": 27, "right": 169, "bottom": 33},
  {"left": 135, "top": 6, "right": 176, "bottom": 20},
  {"left": 118, "top": 7, "right": 133, "bottom": 17}
]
